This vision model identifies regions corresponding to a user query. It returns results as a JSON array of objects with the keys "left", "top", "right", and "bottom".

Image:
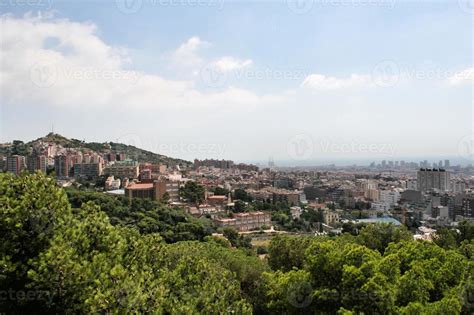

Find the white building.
[{"left": 379, "top": 190, "right": 400, "bottom": 207}]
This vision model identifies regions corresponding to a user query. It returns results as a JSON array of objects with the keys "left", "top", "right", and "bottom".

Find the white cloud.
[
  {"left": 212, "top": 56, "right": 252, "bottom": 72},
  {"left": 447, "top": 67, "right": 474, "bottom": 86},
  {"left": 172, "top": 36, "right": 208, "bottom": 69},
  {"left": 0, "top": 14, "right": 283, "bottom": 112},
  {"left": 301, "top": 73, "right": 374, "bottom": 90}
]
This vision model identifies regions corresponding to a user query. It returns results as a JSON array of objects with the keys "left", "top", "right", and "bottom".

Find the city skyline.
[{"left": 1, "top": 1, "right": 473, "bottom": 162}]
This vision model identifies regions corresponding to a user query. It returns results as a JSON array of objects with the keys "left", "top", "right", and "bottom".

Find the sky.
[{"left": 0, "top": 0, "right": 473, "bottom": 165}]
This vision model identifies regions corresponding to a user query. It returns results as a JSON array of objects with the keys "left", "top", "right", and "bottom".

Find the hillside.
[{"left": 1, "top": 133, "right": 191, "bottom": 167}]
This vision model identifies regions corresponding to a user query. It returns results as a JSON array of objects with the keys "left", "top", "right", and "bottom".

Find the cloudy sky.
[{"left": 0, "top": 1, "right": 472, "bottom": 164}]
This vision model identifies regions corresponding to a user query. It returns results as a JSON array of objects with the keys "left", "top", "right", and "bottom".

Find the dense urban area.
[{"left": 1, "top": 133, "right": 473, "bottom": 313}]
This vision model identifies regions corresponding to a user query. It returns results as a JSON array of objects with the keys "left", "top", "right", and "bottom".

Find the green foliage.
[
  {"left": 179, "top": 181, "right": 205, "bottom": 205},
  {"left": 66, "top": 189, "right": 212, "bottom": 243},
  {"left": 357, "top": 223, "right": 413, "bottom": 254},
  {"left": 223, "top": 227, "right": 252, "bottom": 249},
  {"left": 234, "top": 188, "right": 253, "bottom": 202},
  {"left": 0, "top": 173, "right": 258, "bottom": 313},
  {"left": 434, "top": 221, "right": 474, "bottom": 250},
  {"left": 262, "top": 225, "right": 471, "bottom": 314},
  {"left": 211, "top": 186, "right": 229, "bottom": 196},
  {"left": 233, "top": 200, "right": 247, "bottom": 212},
  {"left": 261, "top": 269, "right": 314, "bottom": 314},
  {"left": 267, "top": 236, "right": 315, "bottom": 271},
  {"left": 2, "top": 173, "right": 473, "bottom": 314}
]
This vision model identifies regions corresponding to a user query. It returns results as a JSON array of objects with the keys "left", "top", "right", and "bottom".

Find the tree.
[
  {"left": 357, "top": 223, "right": 412, "bottom": 254},
  {"left": 234, "top": 188, "right": 253, "bottom": 202},
  {"left": 223, "top": 227, "right": 252, "bottom": 249},
  {"left": 0, "top": 172, "right": 72, "bottom": 313},
  {"left": 261, "top": 269, "right": 314, "bottom": 314},
  {"left": 212, "top": 186, "right": 229, "bottom": 196},
  {"left": 268, "top": 236, "right": 314, "bottom": 272},
  {"left": 179, "top": 181, "right": 205, "bottom": 205},
  {"left": 433, "top": 227, "right": 458, "bottom": 249},
  {"left": 233, "top": 200, "right": 247, "bottom": 212}
]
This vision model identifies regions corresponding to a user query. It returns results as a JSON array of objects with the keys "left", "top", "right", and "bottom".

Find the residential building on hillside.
[
  {"left": 74, "top": 162, "right": 103, "bottom": 179},
  {"left": 7, "top": 155, "right": 26, "bottom": 175},
  {"left": 54, "top": 155, "right": 73, "bottom": 178},
  {"left": 104, "top": 161, "right": 139, "bottom": 179},
  {"left": 27, "top": 154, "right": 47, "bottom": 173}
]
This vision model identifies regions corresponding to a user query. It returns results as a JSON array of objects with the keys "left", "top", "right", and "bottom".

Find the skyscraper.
[{"left": 417, "top": 168, "right": 450, "bottom": 192}]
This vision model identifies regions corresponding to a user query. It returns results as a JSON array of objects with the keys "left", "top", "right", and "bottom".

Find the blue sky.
[{"left": 0, "top": 1, "right": 472, "bottom": 164}]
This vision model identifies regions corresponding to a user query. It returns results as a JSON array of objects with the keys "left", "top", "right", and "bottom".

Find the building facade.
[
  {"left": 7, "top": 155, "right": 26, "bottom": 175},
  {"left": 213, "top": 211, "right": 272, "bottom": 231},
  {"left": 417, "top": 169, "right": 450, "bottom": 192},
  {"left": 125, "top": 179, "right": 180, "bottom": 202},
  {"left": 54, "top": 155, "right": 73, "bottom": 178}
]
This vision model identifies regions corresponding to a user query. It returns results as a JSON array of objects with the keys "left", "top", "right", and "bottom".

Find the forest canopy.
[{"left": 1, "top": 172, "right": 473, "bottom": 314}]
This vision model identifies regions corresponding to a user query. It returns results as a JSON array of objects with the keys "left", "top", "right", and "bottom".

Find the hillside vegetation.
[{"left": 1, "top": 133, "right": 191, "bottom": 167}]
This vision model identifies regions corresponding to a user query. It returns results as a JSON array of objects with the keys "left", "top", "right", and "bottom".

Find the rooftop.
[{"left": 126, "top": 183, "right": 153, "bottom": 190}]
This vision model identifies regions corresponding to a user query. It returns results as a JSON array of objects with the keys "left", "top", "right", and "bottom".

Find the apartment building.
[
  {"left": 323, "top": 209, "right": 339, "bottom": 225},
  {"left": 73, "top": 162, "right": 103, "bottom": 179},
  {"left": 104, "top": 161, "right": 139, "bottom": 179},
  {"left": 54, "top": 155, "right": 73, "bottom": 178},
  {"left": 7, "top": 155, "right": 26, "bottom": 175},
  {"left": 125, "top": 179, "right": 180, "bottom": 202},
  {"left": 213, "top": 211, "right": 272, "bottom": 232},
  {"left": 417, "top": 168, "right": 450, "bottom": 192},
  {"left": 272, "top": 190, "right": 300, "bottom": 205},
  {"left": 26, "top": 154, "right": 47, "bottom": 173}
]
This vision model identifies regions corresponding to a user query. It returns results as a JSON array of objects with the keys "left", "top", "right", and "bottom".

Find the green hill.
[{"left": 2, "top": 133, "right": 191, "bottom": 167}]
